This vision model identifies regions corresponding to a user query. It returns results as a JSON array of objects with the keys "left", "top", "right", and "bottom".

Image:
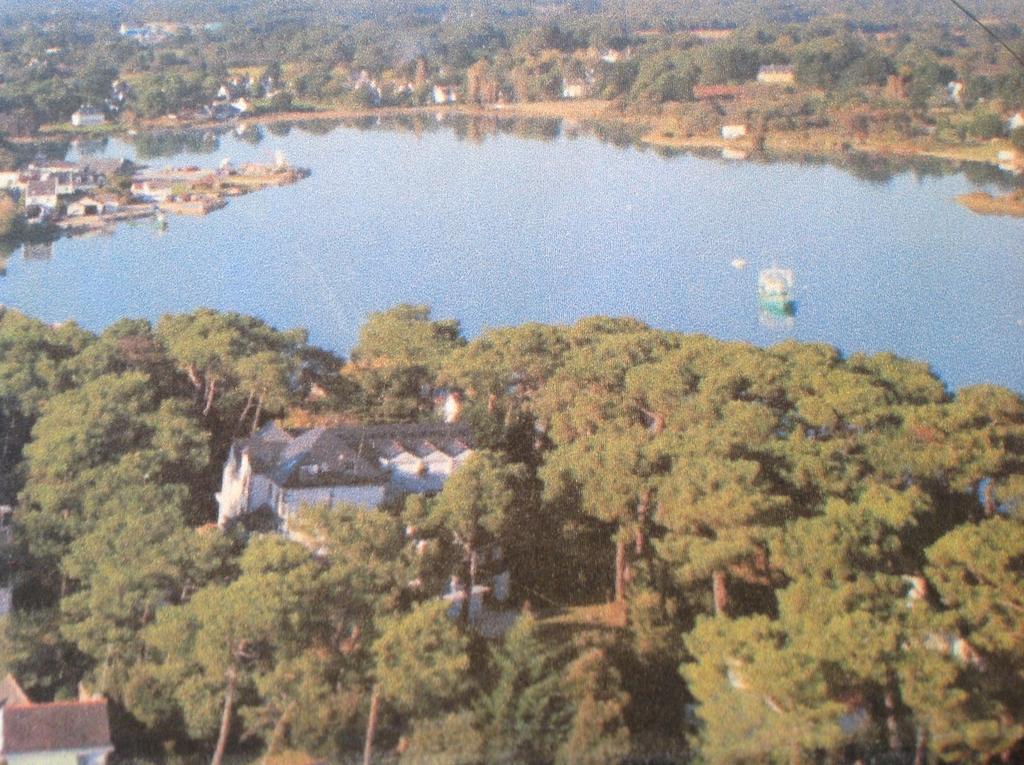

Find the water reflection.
[
  {"left": 71, "top": 136, "right": 110, "bottom": 157},
  {"left": 758, "top": 300, "right": 797, "bottom": 330},
  {"left": 131, "top": 130, "right": 221, "bottom": 159},
  {"left": 111, "top": 116, "right": 1024, "bottom": 191},
  {"left": 22, "top": 241, "right": 53, "bottom": 261}
]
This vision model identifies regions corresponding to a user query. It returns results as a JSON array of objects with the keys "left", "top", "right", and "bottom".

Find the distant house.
[
  {"left": 757, "top": 65, "right": 796, "bottom": 85},
  {"left": 561, "top": 78, "right": 589, "bottom": 99},
  {"left": 230, "top": 98, "right": 252, "bottom": 114},
  {"left": 216, "top": 421, "right": 474, "bottom": 533},
  {"left": 1007, "top": 112, "right": 1024, "bottom": 132},
  {"left": 0, "top": 676, "right": 113, "bottom": 765},
  {"left": 130, "top": 178, "right": 174, "bottom": 202},
  {"left": 204, "top": 102, "right": 240, "bottom": 121},
  {"left": 432, "top": 85, "right": 459, "bottom": 104},
  {"left": 0, "top": 171, "right": 21, "bottom": 189},
  {"left": 67, "top": 195, "right": 119, "bottom": 217},
  {"left": 25, "top": 178, "right": 59, "bottom": 210},
  {"left": 51, "top": 171, "right": 76, "bottom": 196},
  {"left": 71, "top": 106, "right": 105, "bottom": 127},
  {"left": 693, "top": 84, "right": 744, "bottom": 101},
  {"left": 721, "top": 124, "right": 749, "bottom": 141},
  {"left": 688, "top": 27, "right": 736, "bottom": 41},
  {"left": 600, "top": 48, "right": 630, "bottom": 64},
  {"left": 947, "top": 80, "right": 965, "bottom": 105}
]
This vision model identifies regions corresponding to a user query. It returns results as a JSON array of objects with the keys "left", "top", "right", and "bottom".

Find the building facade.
[{"left": 216, "top": 421, "right": 474, "bottom": 533}]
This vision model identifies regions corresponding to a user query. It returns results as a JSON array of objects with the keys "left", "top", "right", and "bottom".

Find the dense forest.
[
  {"left": 0, "top": 304, "right": 1021, "bottom": 764},
  {"left": 0, "top": 0, "right": 1022, "bottom": 139}
]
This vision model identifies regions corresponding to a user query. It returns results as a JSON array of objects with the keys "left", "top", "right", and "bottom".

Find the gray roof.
[
  {"left": 238, "top": 422, "right": 473, "bottom": 489},
  {"left": 26, "top": 178, "right": 57, "bottom": 197}
]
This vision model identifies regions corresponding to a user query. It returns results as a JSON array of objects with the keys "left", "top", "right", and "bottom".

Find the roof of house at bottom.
[
  {"left": 1, "top": 699, "right": 112, "bottom": 754},
  {"left": 237, "top": 422, "right": 474, "bottom": 488}
]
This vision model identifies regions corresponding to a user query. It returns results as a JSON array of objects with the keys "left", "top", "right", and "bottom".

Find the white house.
[
  {"left": 1007, "top": 112, "right": 1024, "bottom": 132},
  {"left": 947, "top": 80, "right": 965, "bottom": 105},
  {"left": 71, "top": 106, "right": 105, "bottom": 127},
  {"left": 757, "top": 65, "right": 796, "bottom": 85},
  {"left": 561, "top": 78, "right": 589, "bottom": 99},
  {"left": 721, "top": 124, "right": 749, "bottom": 140},
  {"left": 25, "top": 179, "right": 59, "bottom": 210},
  {"left": 216, "top": 421, "right": 474, "bottom": 533},
  {"left": 0, "top": 677, "right": 113, "bottom": 765},
  {"left": 67, "top": 195, "right": 119, "bottom": 217},
  {"left": 130, "top": 178, "right": 174, "bottom": 202},
  {"left": 432, "top": 85, "right": 458, "bottom": 104}
]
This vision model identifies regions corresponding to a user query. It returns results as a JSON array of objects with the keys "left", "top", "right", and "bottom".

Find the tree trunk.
[
  {"left": 211, "top": 665, "right": 238, "bottom": 765},
  {"left": 884, "top": 678, "right": 902, "bottom": 753},
  {"left": 712, "top": 569, "right": 729, "bottom": 617},
  {"left": 263, "top": 700, "right": 296, "bottom": 765},
  {"left": 251, "top": 396, "right": 264, "bottom": 435},
  {"left": 238, "top": 390, "right": 255, "bottom": 427},
  {"left": 914, "top": 725, "right": 928, "bottom": 765},
  {"left": 614, "top": 537, "right": 627, "bottom": 602},
  {"left": 461, "top": 547, "right": 476, "bottom": 625},
  {"left": 982, "top": 480, "right": 997, "bottom": 517},
  {"left": 185, "top": 364, "right": 204, "bottom": 392},
  {"left": 203, "top": 377, "right": 218, "bottom": 417},
  {"left": 635, "top": 490, "right": 651, "bottom": 556},
  {"left": 362, "top": 684, "right": 381, "bottom": 765}
]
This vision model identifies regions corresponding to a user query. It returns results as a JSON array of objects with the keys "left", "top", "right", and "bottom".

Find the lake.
[{"left": 1, "top": 116, "right": 1022, "bottom": 392}]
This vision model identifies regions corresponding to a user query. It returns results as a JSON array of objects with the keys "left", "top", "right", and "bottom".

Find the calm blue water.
[{"left": 1, "top": 120, "right": 1021, "bottom": 392}]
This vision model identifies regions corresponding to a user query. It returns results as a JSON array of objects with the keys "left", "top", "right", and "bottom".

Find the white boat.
[
  {"left": 758, "top": 267, "right": 794, "bottom": 298},
  {"left": 758, "top": 267, "right": 796, "bottom": 319}
]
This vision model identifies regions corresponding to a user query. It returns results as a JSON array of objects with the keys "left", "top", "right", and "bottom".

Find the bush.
[
  {"left": 965, "top": 110, "right": 1004, "bottom": 140},
  {"left": 1011, "top": 126, "right": 1024, "bottom": 152}
]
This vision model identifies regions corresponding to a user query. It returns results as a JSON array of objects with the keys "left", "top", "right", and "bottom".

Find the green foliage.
[
  {"left": 349, "top": 304, "right": 464, "bottom": 422},
  {"left": 964, "top": 109, "right": 1005, "bottom": 140},
  {"left": 0, "top": 305, "right": 1021, "bottom": 764},
  {"left": 401, "top": 711, "right": 485, "bottom": 765},
  {"left": 556, "top": 641, "right": 631, "bottom": 765},
  {"left": 373, "top": 600, "right": 472, "bottom": 717},
  {"left": 0, "top": 195, "right": 22, "bottom": 239},
  {"left": 17, "top": 371, "right": 209, "bottom": 595},
  {"left": 484, "top": 614, "right": 572, "bottom": 763},
  {"left": 1011, "top": 126, "right": 1024, "bottom": 153}
]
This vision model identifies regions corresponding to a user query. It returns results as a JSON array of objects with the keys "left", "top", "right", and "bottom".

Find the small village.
[{"left": 0, "top": 151, "right": 310, "bottom": 239}]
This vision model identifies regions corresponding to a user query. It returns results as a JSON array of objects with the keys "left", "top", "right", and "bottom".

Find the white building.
[
  {"left": 71, "top": 106, "right": 106, "bottom": 127},
  {"left": 432, "top": 85, "right": 459, "bottom": 104},
  {"left": 130, "top": 178, "right": 174, "bottom": 202},
  {"left": 721, "top": 124, "right": 749, "bottom": 141},
  {"left": 561, "top": 79, "right": 589, "bottom": 99},
  {"left": 216, "top": 422, "right": 474, "bottom": 533},
  {"left": 25, "top": 179, "right": 59, "bottom": 210},
  {"left": 757, "top": 65, "right": 796, "bottom": 85}
]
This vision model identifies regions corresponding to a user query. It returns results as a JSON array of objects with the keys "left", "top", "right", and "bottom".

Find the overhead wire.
[{"left": 941, "top": 0, "right": 1024, "bottom": 69}]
